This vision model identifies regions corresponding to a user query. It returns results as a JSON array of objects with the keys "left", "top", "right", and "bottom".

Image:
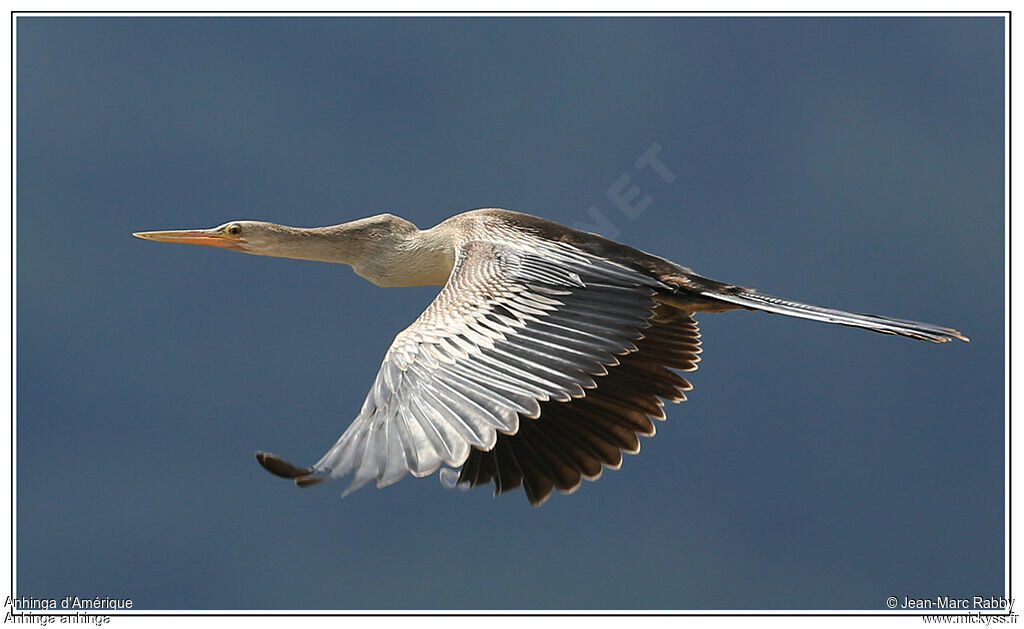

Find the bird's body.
[{"left": 134, "top": 208, "right": 967, "bottom": 505}]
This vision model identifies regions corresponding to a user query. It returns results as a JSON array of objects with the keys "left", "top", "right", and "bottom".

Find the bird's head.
[{"left": 132, "top": 220, "right": 281, "bottom": 254}]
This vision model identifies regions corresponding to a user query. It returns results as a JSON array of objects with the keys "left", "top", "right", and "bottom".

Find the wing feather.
[{"left": 457, "top": 308, "right": 703, "bottom": 504}]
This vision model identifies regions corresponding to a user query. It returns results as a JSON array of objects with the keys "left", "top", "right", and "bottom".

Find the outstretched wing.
[{"left": 305, "top": 230, "right": 671, "bottom": 495}]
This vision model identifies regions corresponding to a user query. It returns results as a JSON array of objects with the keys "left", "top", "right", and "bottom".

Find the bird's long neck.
[
  {"left": 262, "top": 219, "right": 456, "bottom": 287},
  {"left": 351, "top": 225, "right": 457, "bottom": 287}
]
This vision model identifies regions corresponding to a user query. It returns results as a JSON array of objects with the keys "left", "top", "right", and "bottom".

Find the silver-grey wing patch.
[{"left": 309, "top": 235, "right": 666, "bottom": 495}]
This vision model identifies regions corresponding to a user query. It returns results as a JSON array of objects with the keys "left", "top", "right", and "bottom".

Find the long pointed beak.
[{"left": 133, "top": 228, "right": 242, "bottom": 250}]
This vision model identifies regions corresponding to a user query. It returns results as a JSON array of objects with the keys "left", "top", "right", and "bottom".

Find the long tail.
[{"left": 700, "top": 289, "right": 969, "bottom": 343}]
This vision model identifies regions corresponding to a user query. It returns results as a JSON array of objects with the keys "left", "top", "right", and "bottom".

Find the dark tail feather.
[{"left": 701, "top": 290, "right": 969, "bottom": 343}]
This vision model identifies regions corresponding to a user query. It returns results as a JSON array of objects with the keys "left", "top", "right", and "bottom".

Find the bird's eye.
[{"left": 227, "top": 224, "right": 242, "bottom": 236}]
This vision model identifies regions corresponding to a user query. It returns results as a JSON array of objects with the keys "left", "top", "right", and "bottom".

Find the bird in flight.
[{"left": 134, "top": 208, "right": 967, "bottom": 505}]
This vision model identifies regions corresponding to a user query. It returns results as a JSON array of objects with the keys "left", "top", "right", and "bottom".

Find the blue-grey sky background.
[{"left": 16, "top": 16, "right": 1004, "bottom": 610}]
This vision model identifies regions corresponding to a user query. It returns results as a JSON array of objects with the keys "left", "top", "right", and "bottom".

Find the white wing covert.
[{"left": 309, "top": 231, "right": 667, "bottom": 495}]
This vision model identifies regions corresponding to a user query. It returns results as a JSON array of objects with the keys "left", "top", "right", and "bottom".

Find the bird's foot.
[{"left": 255, "top": 451, "right": 325, "bottom": 487}]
